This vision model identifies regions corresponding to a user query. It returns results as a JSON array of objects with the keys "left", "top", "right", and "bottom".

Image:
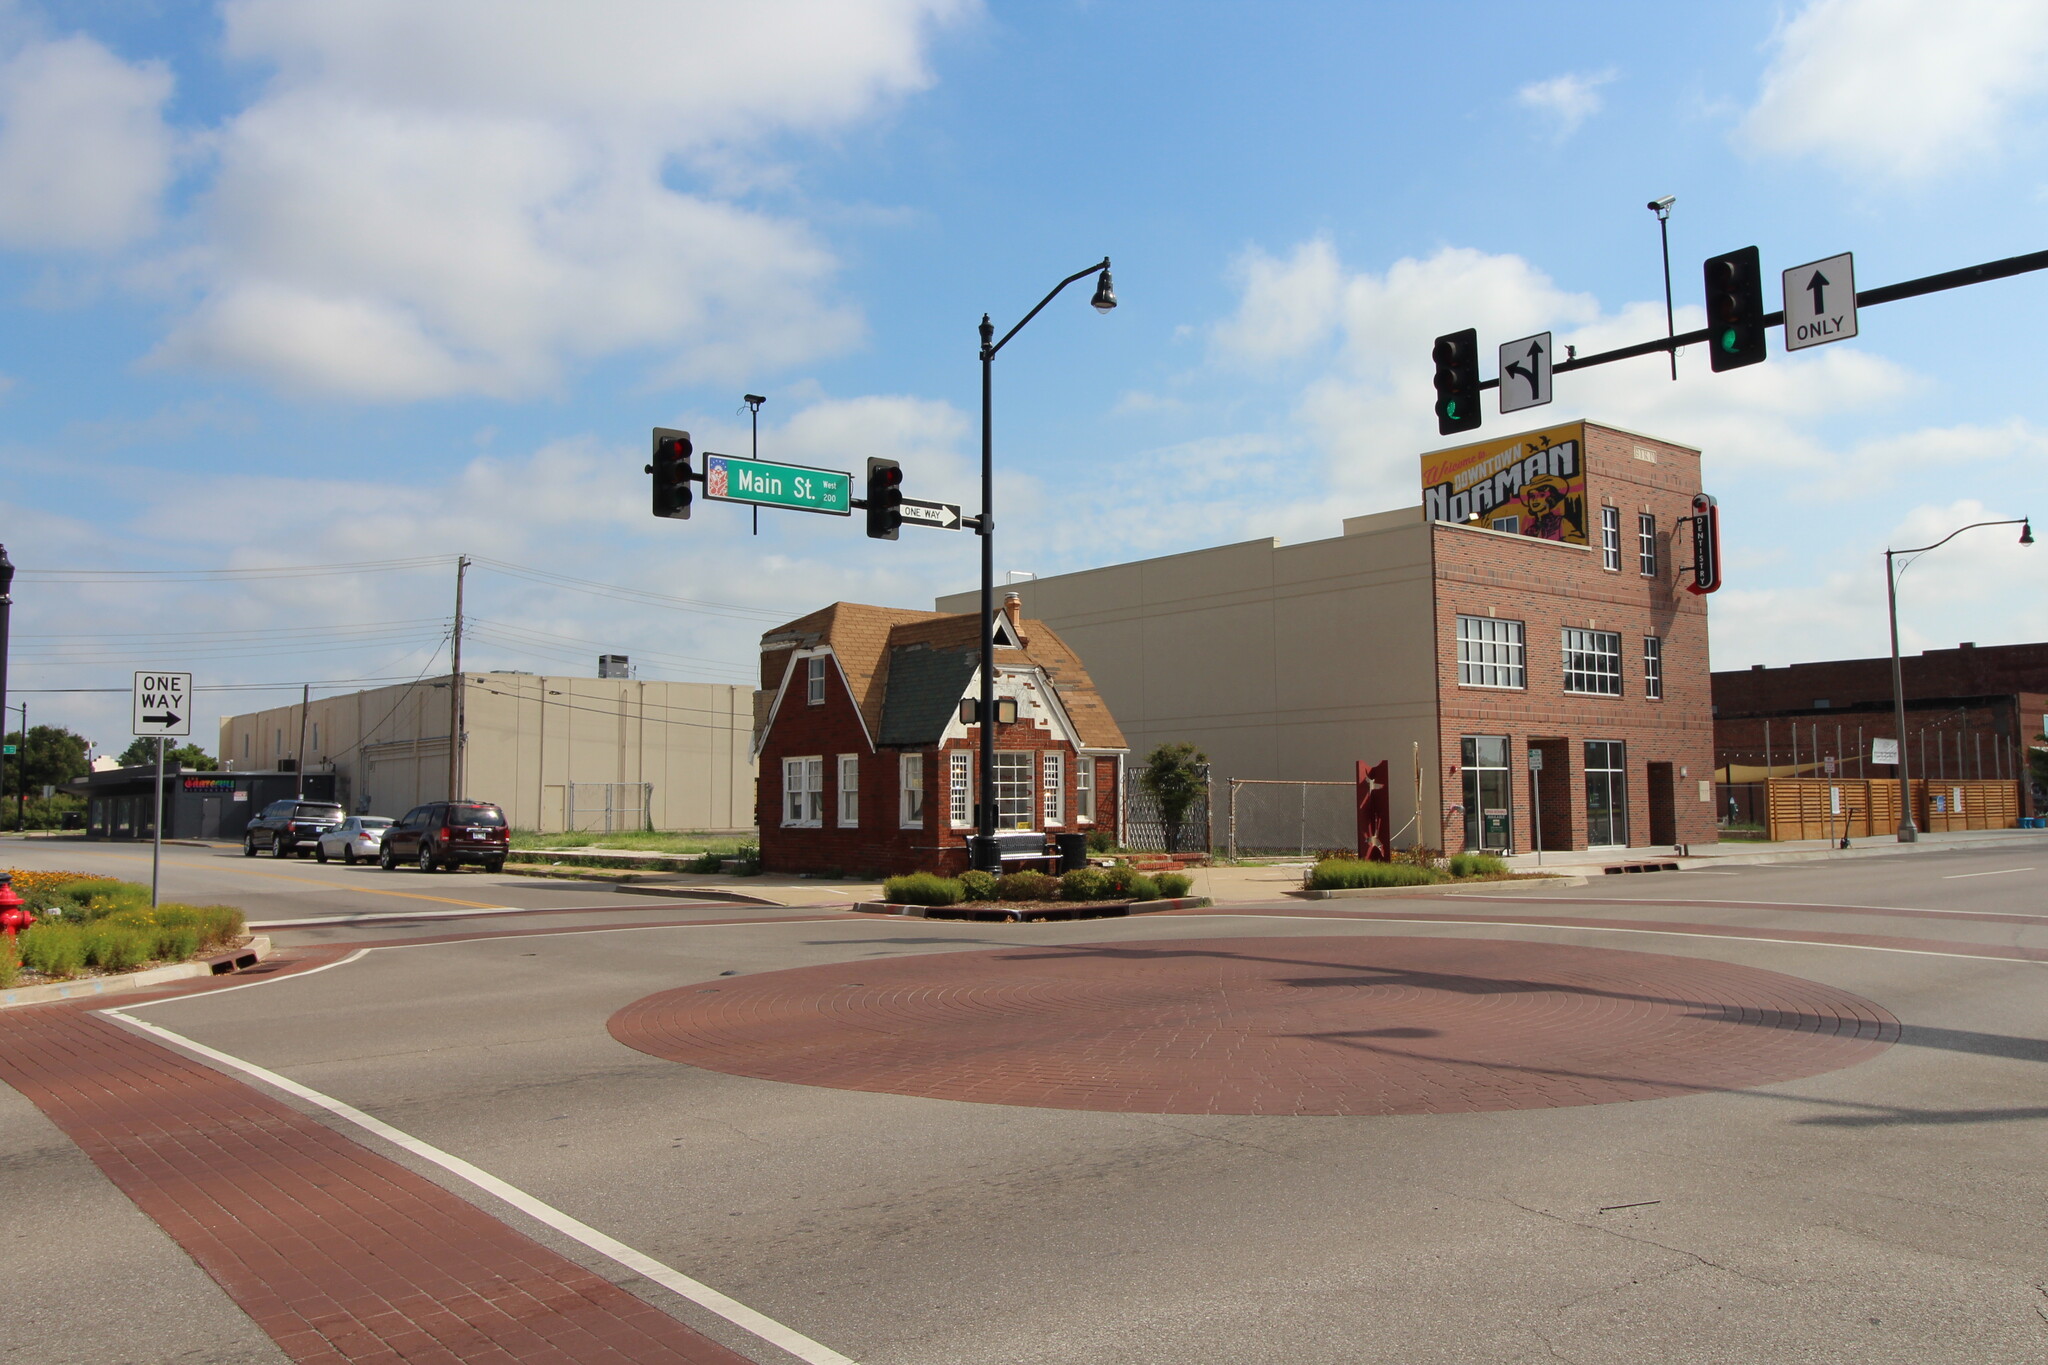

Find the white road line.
[
  {"left": 1941, "top": 868, "right": 2035, "bottom": 879},
  {"left": 103, "top": 1010, "right": 861, "bottom": 1365},
  {"left": 1442, "top": 894, "right": 2047, "bottom": 921},
  {"left": 248, "top": 905, "right": 533, "bottom": 928}
]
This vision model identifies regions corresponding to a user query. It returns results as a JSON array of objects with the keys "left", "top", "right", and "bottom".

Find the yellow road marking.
[{"left": 31, "top": 849, "right": 500, "bottom": 909}]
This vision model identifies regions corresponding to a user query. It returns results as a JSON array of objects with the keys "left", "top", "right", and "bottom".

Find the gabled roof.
[{"left": 757, "top": 601, "right": 1127, "bottom": 750}]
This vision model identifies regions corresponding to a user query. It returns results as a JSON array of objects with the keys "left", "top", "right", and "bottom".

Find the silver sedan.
[{"left": 315, "top": 816, "right": 396, "bottom": 865}]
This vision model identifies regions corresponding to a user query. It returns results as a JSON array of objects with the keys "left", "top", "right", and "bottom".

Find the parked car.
[
  {"left": 315, "top": 816, "right": 395, "bottom": 865},
  {"left": 243, "top": 800, "right": 346, "bottom": 858},
  {"left": 379, "top": 801, "right": 510, "bottom": 873}
]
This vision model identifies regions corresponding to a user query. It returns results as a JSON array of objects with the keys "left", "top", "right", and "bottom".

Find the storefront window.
[
  {"left": 1585, "top": 740, "right": 1627, "bottom": 847},
  {"left": 1462, "top": 736, "right": 1511, "bottom": 851}
]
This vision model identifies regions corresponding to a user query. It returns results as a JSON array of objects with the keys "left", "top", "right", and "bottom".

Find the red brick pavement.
[
  {"left": 0, "top": 996, "right": 759, "bottom": 1364},
  {"left": 610, "top": 936, "right": 1899, "bottom": 1116}
]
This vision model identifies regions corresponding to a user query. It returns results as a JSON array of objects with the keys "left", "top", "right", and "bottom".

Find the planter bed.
[
  {"left": 1, "top": 934, "right": 273, "bottom": 1008},
  {"left": 853, "top": 896, "right": 1211, "bottom": 923}
]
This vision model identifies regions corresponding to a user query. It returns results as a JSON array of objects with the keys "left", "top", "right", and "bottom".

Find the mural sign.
[{"left": 1421, "top": 420, "right": 1587, "bottom": 545}]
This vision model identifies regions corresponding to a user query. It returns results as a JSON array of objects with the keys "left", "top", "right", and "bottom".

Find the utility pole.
[
  {"left": 449, "top": 555, "right": 469, "bottom": 801},
  {"left": 15, "top": 700, "right": 24, "bottom": 831},
  {"left": 295, "top": 682, "right": 309, "bottom": 799}
]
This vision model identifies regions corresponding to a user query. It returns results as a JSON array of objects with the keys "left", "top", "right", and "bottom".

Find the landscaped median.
[
  {"left": 854, "top": 866, "right": 1210, "bottom": 922},
  {"left": 1, "top": 870, "right": 267, "bottom": 1007},
  {"left": 1288, "top": 853, "right": 1582, "bottom": 899}
]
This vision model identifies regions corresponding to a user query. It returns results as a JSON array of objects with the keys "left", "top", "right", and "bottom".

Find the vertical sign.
[{"left": 132, "top": 672, "right": 192, "bottom": 737}]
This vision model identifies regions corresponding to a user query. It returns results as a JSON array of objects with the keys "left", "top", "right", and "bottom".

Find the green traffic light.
[
  {"left": 1446, "top": 400, "right": 1461, "bottom": 419},
  {"left": 1719, "top": 328, "right": 1738, "bottom": 353}
]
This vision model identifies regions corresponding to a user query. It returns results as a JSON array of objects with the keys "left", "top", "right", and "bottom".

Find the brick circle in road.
[{"left": 609, "top": 936, "right": 1899, "bottom": 1115}]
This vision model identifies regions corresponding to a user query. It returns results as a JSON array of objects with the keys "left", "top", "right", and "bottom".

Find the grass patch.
[
  {"left": 1447, "top": 852, "right": 1508, "bottom": 878},
  {"left": 1307, "top": 859, "right": 1446, "bottom": 890},
  {"left": 881, "top": 872, "right": 964, "bottom": 907},
  {"left": 507, "top": 829, "right": 756, "bottom": 856},
  {"left": 2, "top": 873, "right": 245, "bottom": 985}
]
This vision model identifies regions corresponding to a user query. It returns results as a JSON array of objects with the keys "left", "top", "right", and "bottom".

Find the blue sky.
[{"left": 3, "top": 0, "right": 2047, "bottom": 755}]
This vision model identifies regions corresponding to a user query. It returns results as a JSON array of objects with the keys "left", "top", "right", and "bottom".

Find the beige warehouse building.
[{"left": 219, "top": 672, "right": 755, "bottom": 833}]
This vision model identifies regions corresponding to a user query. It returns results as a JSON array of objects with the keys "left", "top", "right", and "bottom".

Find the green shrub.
[
  {"left": 1060, "top": 867, "right": 1111, "bottom": 901},
  {"left": 1154, "top": 871, "right": 1193, "bottom": 898},
  {"left": 958, "top": 869, "right": 998, "bottom": 902},
  {"left": 19, "top": 922, "right": 86, "bottom": 978},
  {"left": 1085, "top": 827, "right": 1117, "bottom": 853},
  {"left": 687, "top": 851, "right": 725, "bottom": 873},
  {"left": 1102, "top": 863, "right": 1144, "bottom": 896},
  {"left": 82, "top": 924, "right": 150, "bottom": 971},
  {"left": 1448, "top": 852, "right": 1508, "bottom": 878},
  {"left": 883, "top": 872, "right": 963, "bottom": 907},
  {"left": 0, "top": 938, "right": 15, "bottom": 989},
  {"left": 1308, "top": 858, "right": 1445, "bottom": 890},
  {"left": 1391, "top": 845, "right": 1442, "bottom": 869},
  {"left": 995, "top": 870, "right": 1058, "bottom": 902},
  {"left": 1126, "top": 873, "right": 1161, "bottom": 901}
]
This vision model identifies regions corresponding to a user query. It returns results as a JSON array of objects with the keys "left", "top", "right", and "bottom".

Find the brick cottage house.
[{"left": 753, "top": 595, "right": 1129, "bottom": 876}]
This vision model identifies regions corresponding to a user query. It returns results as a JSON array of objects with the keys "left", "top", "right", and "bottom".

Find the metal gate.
[
  {"left": 1224, "top": 779, "right": 1355, "bottom": 858},
  {"left": 565, "top": 782, "right": 652, "bottom": 834}
]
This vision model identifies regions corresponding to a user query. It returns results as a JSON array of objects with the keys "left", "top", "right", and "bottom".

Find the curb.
[
  {"left": 851, "top": 896, "right": 1212, "bottom": 922},
  {"left": 587, "top": 883, "right": 789, "bottom": 906},
  {"left": 1, "top": 935, "right": 273, "bottom": 1010},
  {"left": 1289, "top": 876, "right": 1589, "bottom": 900}
]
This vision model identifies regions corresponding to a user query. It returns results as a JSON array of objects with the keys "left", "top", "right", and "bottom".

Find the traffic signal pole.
[{"left": 1472, "top": 245, "right": 2048, "bottom": 393}]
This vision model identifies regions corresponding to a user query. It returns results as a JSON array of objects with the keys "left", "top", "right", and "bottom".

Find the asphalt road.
[{"left": 8, "top": 841, "right": 2048, "bottom": 1364}]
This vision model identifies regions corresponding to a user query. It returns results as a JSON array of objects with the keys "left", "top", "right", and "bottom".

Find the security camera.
[
  {"left": 1647, "top": 195, "right": 1675, "bottom": 212},
  {"left": 744, "top": 394, "right": 767, "bottom": 405}
]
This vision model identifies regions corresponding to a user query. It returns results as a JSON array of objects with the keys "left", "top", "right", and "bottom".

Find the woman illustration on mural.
[{"left": 1519, "top": 475, "right": 1585, "bottom": 543}]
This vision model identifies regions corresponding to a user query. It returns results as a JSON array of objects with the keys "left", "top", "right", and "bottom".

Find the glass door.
[
  {"left": 1584, "top": 740, "right": 1627, "bottom": 847},
  {"left": 1462, "top": 736, "right": 1511, "bottom": 851}
]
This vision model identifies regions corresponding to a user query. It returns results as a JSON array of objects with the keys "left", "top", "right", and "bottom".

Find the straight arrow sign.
[{"left": 1782, "top": 251, "right": 1857, "bottom": 351}]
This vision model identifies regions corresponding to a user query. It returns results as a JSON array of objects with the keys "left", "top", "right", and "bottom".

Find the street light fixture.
[
  {"left": 1884, "top": 516, "right": 2032, "bottom": 840},
  {"left": 971, "top": 258, "right": 1115, "bottom": 871},
  {"left": 1647, "top": 196, "right": 1676, "bottom": 380}
]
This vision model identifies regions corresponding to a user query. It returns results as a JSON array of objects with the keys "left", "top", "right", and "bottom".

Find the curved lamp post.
[
  {"left": 1885, "top": 516, "right": 2032, "bottom": 840},
  {"left": 971, "top": 259, "right": 1115, "bottom": 870}
]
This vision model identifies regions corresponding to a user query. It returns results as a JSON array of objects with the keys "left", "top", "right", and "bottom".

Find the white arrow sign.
[
  {"left": 898, "top": 498, "right": 962, "bottom": 530},
  {"left": 132, "top": 671, "right": 192, "bottom": 737},
  {"left": 1782, "top": 252, "right": 1857, "bottom": 351},
  {"left": 1498, "top": 331, "right": 1552, "bottom": 413}
]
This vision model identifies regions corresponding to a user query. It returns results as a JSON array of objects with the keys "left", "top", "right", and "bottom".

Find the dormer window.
[
  {"left": 806, "top": 656, "right": 825, "bottom": 704},
  {"left": 991, "top": 613, "right": 1022, "bottom": 649}
]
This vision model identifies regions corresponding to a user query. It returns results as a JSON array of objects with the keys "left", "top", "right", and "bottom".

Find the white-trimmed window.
[
  {"left": 1489, "top": 514, "right": 1520, "bottom": 534},
  {"left": 1637, "top": 512, "right": 1657, "bottom": 576},
  {"left": 948, "top": 750, "right": 971, "bottom": 828},
  {"left": 1456, "top": 615, "right": 1525, "bottom": 689},
  {"left": 993, "top": 752, "right": 1033, "bottom": 829},
  {"left": 836, "top": 754, "right": 859, "bottom": 827},
  {"left": 1041, "top": 751, "right": 1065, "bottom": 826},
  {"left": 1643, "top": 636, "right": 1664, "bottom": 700},
  {"left": 805, "top": 656, "right": 826, "bottom": 705},
  {"left": 1076, "top": 756, "right": 1096, "bottom": 822},
  {"left": 899, "top": 753, "right": 924, "bottom": 828},
  {"left": 1601, "top": 506, "right": 1621, "bottom": 571},
  {"left": 1562, "top": 628, "right": 1623, "bottom": 696},
  {"left": 781, "top": 756, "right": 823, "bottom": 827}
]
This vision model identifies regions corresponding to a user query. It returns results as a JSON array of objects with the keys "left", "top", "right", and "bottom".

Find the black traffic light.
[
  {"left": 1432, "top": 328, "right": 1481, "bottom": 436},
  {"left": 866, "top": 457, "right": 903, "bottom": 540},
  {"left": 1703, "top": 247, "right": 1766, "bottom": 372},
  {"left": 647, "top": 427, "right": 694, "bottom": 519},
  {"left": 1687, "top": 492, "right": 1722, "bottom": 595}
]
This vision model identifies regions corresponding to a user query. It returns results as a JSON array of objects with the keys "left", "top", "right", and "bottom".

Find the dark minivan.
[
  {"left": 244, "top": 800, "right": 346, "bottom": 858},
  {"left": 380, "top": 801, "right": 510, "bottom": 873}
]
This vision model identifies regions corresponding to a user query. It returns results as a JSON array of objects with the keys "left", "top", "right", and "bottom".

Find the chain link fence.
[
  {"left": 1120, "top": 766, "right": 1212, "bottom": 853},
  {"left": 1223, "top": 779, "right": 1356, "bottom": 858},
  {"left": 564, "top": 781, "right": 653, "bottom": 834}
]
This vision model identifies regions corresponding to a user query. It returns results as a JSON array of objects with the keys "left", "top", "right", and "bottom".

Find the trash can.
[{"left": 1056, "top": 833, "right": 1089, "bottom": 872}]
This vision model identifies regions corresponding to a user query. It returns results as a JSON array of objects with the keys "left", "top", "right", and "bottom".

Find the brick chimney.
[{"left": 1003, "top": 592, "right": 1025, "bottom": 648}]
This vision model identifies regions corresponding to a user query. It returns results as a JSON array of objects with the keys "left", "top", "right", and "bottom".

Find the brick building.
[
  {"left": 1712, "top": 642, "right": 2045, "bottom": 804},
  {"left": 937, "top": 419, "right": 1719, "bottom": 855},
  {"left": 753, "top": 597, "right": 1128, "bottom": 876}
]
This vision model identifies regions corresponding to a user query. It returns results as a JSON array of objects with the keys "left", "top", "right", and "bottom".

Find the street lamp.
[
  {"left": 971, "top": 258, "right": 1116, "bottom": 871},
  {"left": 1647, "top": 196, "right": 1676, "bottom": 380},
  {"left": 1884, "top": 516, "right": 2032, "bottom": 840}
]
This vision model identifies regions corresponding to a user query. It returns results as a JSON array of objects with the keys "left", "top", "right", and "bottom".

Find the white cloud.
[
  {"left": 136, "top": 0, "right": 972, "bottom": 398},
  {"left": 0, "top": 32, "right": 175, "bottom": 249},
  {"left": 1515, "top": 69, "right": 1615, "bottom": 140},
  {"left": 1741, "top": 0, "right": 2048, "bottom": 178}
]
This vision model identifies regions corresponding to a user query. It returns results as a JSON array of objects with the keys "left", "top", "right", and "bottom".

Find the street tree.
[
  {"left": 3, "top": 725, "right": 90, "bottom": 798},
  {"left": 117, "top": 737, "right": 218, "bottom": 770},
  {"left": 1140, "top": 741, "right": 1208, "bottom": 854}
]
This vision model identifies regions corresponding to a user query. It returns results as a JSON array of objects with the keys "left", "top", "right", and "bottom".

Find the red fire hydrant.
[{"left": 0, "top": 874, "right": 28, "bottom": 940}]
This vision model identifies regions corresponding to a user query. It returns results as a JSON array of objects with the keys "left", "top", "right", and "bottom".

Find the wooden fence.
[{"left": 1765, "top": 778, "right": 2020, "bottom": 841}]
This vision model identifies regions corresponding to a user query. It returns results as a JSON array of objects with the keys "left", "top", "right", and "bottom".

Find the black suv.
[
  {"left": 243, "top": 800, "right": 345, "bottom": 859},
  {"left": 380, "top": 801, "right": 510, "bottom": 873}
]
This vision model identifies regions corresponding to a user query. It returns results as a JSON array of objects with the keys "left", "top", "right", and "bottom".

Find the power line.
[
  {"left": 469, "top": 556, "right": 792, "bottom": 621},
  {"left": 18, "top": 554, "right": 453, "bottom": 582}
]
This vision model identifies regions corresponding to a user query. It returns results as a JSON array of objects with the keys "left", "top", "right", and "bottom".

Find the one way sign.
[
  {"left": 132, "top": 671, "right": 192, "bottom": 738},
  {"left": 1498, "top": 332, "right": 1552, "bottom": 414}
]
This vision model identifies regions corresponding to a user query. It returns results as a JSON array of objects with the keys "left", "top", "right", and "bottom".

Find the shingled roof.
[{"left": 759, "top": 601, "right": 1126, "bottom": 750}]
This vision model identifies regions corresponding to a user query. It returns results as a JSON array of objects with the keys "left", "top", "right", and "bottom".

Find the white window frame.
[
  {"left": 1076, "top": 755, "right": 1096, "bottom": 823},
  {"left": 1456, "top": 615, "right": 1526, "bottom": 689},
  {"left": 781, "top": 756, "right": 824, "bottom": 827},
  {"left": 1643, "top": 636, "right": 1664, "bottom": 701},
  {"left": 899, "top": 753, "right": 924, "bottom": 828},
  {"left": 1042, "top": 751, "right": 1065, "bottom": 827},
  {"left": 1601, "top": 505, "right": 1621, "bottom": 571},
  {"left": 948, "top": 750, "right": 971, "bottom": 828},
  {"left": 993, "top": 751, "right": 1034, "bottom": 830},
  {"left": 1637, "top": 512, "right": 1657, "bottom": 577},
  {"left": 1562, "top": 628, "right": 1624, "bottom": 696},
  {"left": 805, "top": 656, "right": 826, "bottom": 705},
  {"left": 836, "top": 754, "right": 859, "bottom": 828}
]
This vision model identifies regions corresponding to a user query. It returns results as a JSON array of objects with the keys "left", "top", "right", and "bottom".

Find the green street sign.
[
  {"left": 1, "top": 745, "right": 13, "bottom": 756},
  {"left": 703, "top": 453, "right": 851, "bottom": 517}
]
